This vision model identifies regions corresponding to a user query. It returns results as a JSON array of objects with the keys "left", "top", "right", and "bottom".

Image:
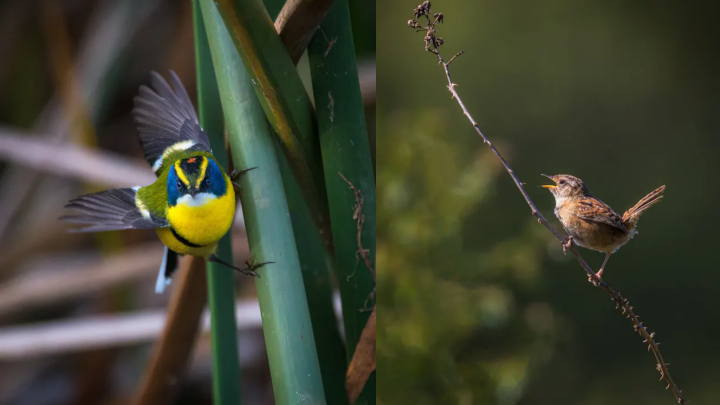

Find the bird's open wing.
[
  {"left": 132, "top": 71, "right": 211, "bottom": 174},
  {"left": 61, "top": 188, "right": 168, "bottom": 232},
  {"left": 575, "top": 198, "right": 627, "bottom": 231}
]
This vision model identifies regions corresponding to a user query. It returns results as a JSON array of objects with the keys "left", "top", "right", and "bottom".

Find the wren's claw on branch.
[
  {"left": 562, "top": 235, "right": 574, "bottom": 254},
  {"left": 594, "top": 267, "right": 605, "bottom": 281}
]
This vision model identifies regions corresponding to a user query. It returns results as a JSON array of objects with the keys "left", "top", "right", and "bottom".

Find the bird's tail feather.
[
  {"left": 155, "top": 246, "right": 179, "bottom": 294},
  {"left": 622, "top": 185, "right": 666, "bottom": 230}
]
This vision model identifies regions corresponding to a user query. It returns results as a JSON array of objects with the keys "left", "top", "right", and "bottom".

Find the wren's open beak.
[{"left": 540, "top": 174, "right": 557, "bottom": 188}]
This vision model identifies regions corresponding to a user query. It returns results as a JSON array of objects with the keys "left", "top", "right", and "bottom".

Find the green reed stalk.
[
  {"left": 308, "top": 1, "right": 377, "bottom": 403},
  {"left": 199, "top": 1, "right": 327, "bottom": 404},
  {"left": 193, "top": 2, "right": 242, "bottom": 403}
]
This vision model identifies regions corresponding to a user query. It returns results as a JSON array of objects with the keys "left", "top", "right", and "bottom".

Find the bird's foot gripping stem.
[
  {"left": 208, "top": 254, "right": 272, "bottom": 278},
  {"left": 230, "top": 167, "right": 257, "bottom": 190}
]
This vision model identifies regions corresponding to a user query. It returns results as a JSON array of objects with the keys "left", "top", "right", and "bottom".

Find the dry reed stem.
[
  {"left": 346, "top": 306, "right": 376, "bottom": 404},
  {"left": 275, "top": 0, "right": 336, "bottom": 65}
]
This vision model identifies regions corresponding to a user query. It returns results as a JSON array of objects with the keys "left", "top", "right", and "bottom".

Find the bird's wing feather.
[
  {"left": 132, "top": 71, "right": 211, "bottom": 174},
  {"left": 575, "top": 198, "right": 627, "bottom": 231},
  {"left": 61, "top": 188, "right": 168, "bottom": 232}
]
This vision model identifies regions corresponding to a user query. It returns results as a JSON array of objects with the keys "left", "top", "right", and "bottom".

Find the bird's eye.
[
  {"left": 205, "top": 177, "right": 211, "bottom": 186},
  {"left": 559, "top": 180, "right": 566, "bottom": 185},
  {"left": 176, "top": 180, "right": 183, "bottom": 190}
]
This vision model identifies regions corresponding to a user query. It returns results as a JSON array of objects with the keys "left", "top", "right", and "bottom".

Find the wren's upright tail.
[{"left": 622, "top": 185, "right": 666, "bottom": 230}]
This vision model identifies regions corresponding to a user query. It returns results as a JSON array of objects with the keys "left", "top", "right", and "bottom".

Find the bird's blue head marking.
[
  {"left": 202, "top": 158, "right": 226, "bottom": 197},
  {"left": 167, "top": 165, "right": 182, "bottom": 206},
  {"left": 167, "top": 156, "right": 226, "bottom": 207}
]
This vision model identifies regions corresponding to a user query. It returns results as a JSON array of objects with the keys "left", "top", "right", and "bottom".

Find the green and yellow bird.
[{"left": 62, "top": 71, "right": 267, "bottom": 293}]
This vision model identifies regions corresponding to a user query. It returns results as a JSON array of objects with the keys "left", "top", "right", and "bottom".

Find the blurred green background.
[{"left": 377, "top": 1, "right": 720, "bottom": 404}]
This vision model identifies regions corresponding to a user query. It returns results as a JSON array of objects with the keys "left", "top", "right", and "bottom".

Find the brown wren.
[{"left": 541, "top": 174, "right": 665, "bottom": 279}]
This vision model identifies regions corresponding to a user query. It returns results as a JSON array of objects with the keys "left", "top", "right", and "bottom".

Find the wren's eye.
[
  {"left": 558, "top": 180, "right": 566, "bottom": 185},
  {"left": 176, "top": 180, "right": 183, "bottom": 190}
]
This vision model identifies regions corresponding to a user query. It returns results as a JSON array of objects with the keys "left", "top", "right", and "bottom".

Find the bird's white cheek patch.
[{"left": 176, "top": 193, "right": 218, "bottom": 207}]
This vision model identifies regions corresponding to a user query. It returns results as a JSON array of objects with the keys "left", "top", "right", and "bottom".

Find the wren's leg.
[
  {"left": 562, "top": 236, "right": 574, "bottom": 254},
  {"left": 595, "top": 253, "right": 611, "bottom": 279},
  {"left": 208, "top": 253, "right": 273, "bottom": 277}
]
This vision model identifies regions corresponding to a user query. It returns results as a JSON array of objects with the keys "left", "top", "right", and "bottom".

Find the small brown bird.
[{"left": 541, "top": 174, "right": 665, "bottom": 279}]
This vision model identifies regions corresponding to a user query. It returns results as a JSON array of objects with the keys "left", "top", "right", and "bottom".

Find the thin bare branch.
[{"left": 409, "top": 2, "right": 685, "bottom": 403}]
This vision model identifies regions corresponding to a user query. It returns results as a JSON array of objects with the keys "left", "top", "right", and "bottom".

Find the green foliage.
[{"left": 377, "top": 112, "right": 558, "bottom": 405}]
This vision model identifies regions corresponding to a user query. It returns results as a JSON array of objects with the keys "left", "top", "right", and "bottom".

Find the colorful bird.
[{"left": 61, "top": 71, "right": 268, "bottom": 293}]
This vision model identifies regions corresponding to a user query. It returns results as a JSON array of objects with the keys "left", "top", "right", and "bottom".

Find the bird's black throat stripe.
[{"left": 170, "top": 227, "right": 206, "bottom": 248}]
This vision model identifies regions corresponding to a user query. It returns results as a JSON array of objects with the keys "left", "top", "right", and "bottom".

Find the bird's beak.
[
  {"left": 189, "top": 188, "right": 198, "bottom": 197},
  {"left": 540, "top": 174, "right": 557, "bottom": 188}
]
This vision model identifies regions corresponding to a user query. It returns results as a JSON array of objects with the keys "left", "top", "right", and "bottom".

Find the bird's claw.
[
  {"left": 238, "top": 267, "right": 260, "bottom": 277},
  {"left": 230, "top": 167, "right": 257, "bottom": 182},
  {"left": 230, "top": 167, "right": 257, "bottom": 198},
  {"left": 562, "top": 236, "right": 574, "bottom": 254},
  {"left": 239, "top": 256, "right": 273, "bottom": 278},
  {"left": 208, "top": 253, "right": 272, "bottom": 278}
]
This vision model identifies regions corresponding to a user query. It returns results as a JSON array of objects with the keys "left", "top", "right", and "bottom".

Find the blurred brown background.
[
  {"left": 0, "top": 0, "right": 375, "bottom": 404},
  {"left": 377, "top": 0, "right": 720, "bottom": 404}
]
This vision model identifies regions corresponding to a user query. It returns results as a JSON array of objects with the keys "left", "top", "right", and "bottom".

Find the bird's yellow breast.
[
  {"left": 156, "top": 227, "right": 217, "bottom": 257},
  {"left": 158, "top": 177, "right": 235, "bottom": 257}
]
